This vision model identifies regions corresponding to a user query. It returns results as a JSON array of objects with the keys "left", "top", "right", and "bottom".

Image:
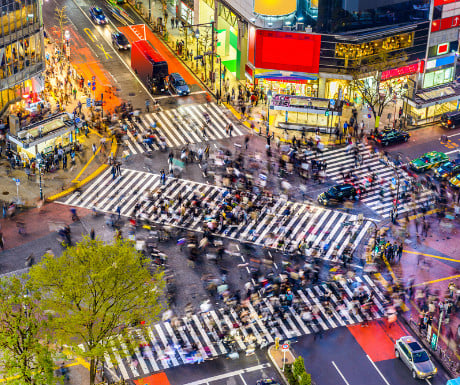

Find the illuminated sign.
[
  {"left": 434, "top": 0, "right": 460, "bottom": 6},
  {"left": 254, "top": 30, "right": 321, "bottom": 73},
  {"left": 381, "top": 61, "right": 424, "bottom": 81},
  {"left": 437, "top": 42, "right": 450, "bottom": 55},
  {"left": 254, "top": 0, "right": 296, "bottom": 16},
  {"left": 431, "top": 15, "right": 460, "bottom": 31}
]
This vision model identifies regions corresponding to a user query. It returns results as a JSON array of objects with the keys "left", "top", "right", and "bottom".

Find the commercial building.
[{"left": 0, "top": 0, "right": 45, "bottom": 114}]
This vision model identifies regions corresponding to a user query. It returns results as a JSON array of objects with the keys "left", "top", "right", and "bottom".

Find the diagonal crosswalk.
[
  {"left": 60, "top": 169, "right": 373, "bottom": 260},
  {"left": 306, "top": 144, "right": 435, "bottom": 218},
  {"left": 123, "top": 103, "right": 245, "bottom": 154},
  {"left": 97, "top": 275, "right": 386, "bottom": 380}
]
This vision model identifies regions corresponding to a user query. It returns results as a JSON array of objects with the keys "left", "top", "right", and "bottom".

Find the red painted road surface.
[{"left": 134, "top": 372, "right": 171, "bottom": 385}]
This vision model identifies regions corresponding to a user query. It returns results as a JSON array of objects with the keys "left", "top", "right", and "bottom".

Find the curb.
[
  {"left": 46, "top": 138, "right": 117, "bottom": 202},
  {"left": 267, "top": 345, "right": 290, "bottom": 385}
]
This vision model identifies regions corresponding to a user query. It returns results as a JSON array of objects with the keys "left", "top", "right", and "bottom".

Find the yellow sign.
[{"left": 254, "top": 0, "right": 296, "bottom": 16}]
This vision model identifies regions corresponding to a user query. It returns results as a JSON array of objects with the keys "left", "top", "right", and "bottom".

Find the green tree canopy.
[
  {"left": 0, "top": 276, "right": 55, "bottom": 385},
  {"left": 29, "top": 238, "right": 164, "bottom": 385}
]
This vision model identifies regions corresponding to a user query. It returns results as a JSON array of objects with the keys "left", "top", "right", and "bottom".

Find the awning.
[{"left": 255, "top": 71, "right": 318, "bottom": 82}]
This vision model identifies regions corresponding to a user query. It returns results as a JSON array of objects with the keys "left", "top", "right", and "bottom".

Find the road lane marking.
[
  {"left": 448, "top": 132, "right": 460, "bottom": 138},
  {"left": 411, "top": 274, "right": 460, "bottom": 287},
  {"left": 96, "top": 43, "right": 112, "bottom": 59},
  {"left": 181, "top": 363, "right": 270, "bottom": 385},
  {"left": 403, "top": 249, "right": 460, "bottom": 263},
  {"left": 332, "top": 361, "right": 350, "bottom": 385},
  {"left": 239, "top": 374, "right": 248, "bottom": 385},
  {"left": 445, "top": 149, "right": 460, "bottom": 155},
  {"left": 84, "top": 27, "right": 97, "bottom": 42},
  {"left": 367, "top": 355, "right": 391, "bottom": 385}
]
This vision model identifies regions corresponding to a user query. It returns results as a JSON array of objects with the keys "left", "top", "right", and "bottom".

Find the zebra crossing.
[
  {"left": 308, "top": 144, "right": 434, "bottom": 218},
  {"left": 124, "top": 103, "right": 245, "bottom": 155},
  {"left": 60, "top": 168, "right": 373, "bottom": 259},
  {"left": 98, "top": 275, "right": 386, "bottom": 380}
]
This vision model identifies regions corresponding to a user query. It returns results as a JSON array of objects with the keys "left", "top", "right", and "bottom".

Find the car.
[
  {"left": 371, "top": 129, "right": 410, "bottom": 146},
  {"left": 89, "top": 6, "right": 107, "bottom": 25},
  {"left": 409, "top": 151, "right": 449, "bottom": 172},
  {"left": 256, "top": 380, "right": 280, "bottom": 385},
  {"left": 394, "top": 336, "right": 437, "bottom": 379},
  {"left": 111, "top": 32, "right": 130, "bottom": 50},
  {"left": 449, "top": 173, "right": 460, "bottom": 188},
  {"left": 441, "top": 111, "right": 460, "bottom": 129},
  {"left": 168, "top": 72, "right": 190, "bottom": 96},
  {"left": 318, "top": 183, "right": 365, "bottom": 205},
  {"left": 434, "top": 159, "right": 460, "bottom": 179}
]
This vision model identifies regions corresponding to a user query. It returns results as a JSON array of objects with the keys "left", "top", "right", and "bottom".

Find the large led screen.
[
  {"left": 254, "top": 30, "right": 321, "bottom": 73},
  {"left": 254, "top": 0, "right": 296, "bottom": 16}
]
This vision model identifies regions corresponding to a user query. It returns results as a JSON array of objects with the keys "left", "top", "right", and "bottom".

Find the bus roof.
[{"left": 133, "top": 40, "right": 166, "bottom": 65}]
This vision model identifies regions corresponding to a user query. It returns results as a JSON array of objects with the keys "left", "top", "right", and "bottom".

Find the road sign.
[
  {"left": 87, "top": 81, "right": 91, "bottom": 87},
  {"left": 86, "top": 98, "right": 91, "bottom": 107},
  {"left": 330, "top": 99, "right": 335, "bottom": 106},
  {"left": 281, "top": 343, "right": 289, "bottom": 351},
  {"left": 92, "top": 86, "right": 96, "bottom": 91},
  {"left": 75, "top": 117, "right": 81, "bottom": 124},
  {"left": 92, "top": 76, "right": 96, "bottom": 80},
  {"left": 13, "top": 178, "right": 20, "bottom": 186},
  {"left": 367, "top": 114, "right": 371, "bottom": 119},
  {"left": 368, "top": 106, "right": 372, "bottom": 112}
]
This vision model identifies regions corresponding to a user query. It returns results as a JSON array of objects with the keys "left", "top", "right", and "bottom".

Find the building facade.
[{"left": 0, "top": 0, "right": 45, "bottom": 114}]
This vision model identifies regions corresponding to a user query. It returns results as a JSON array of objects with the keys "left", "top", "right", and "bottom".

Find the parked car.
[
  {"left": 318, "top": 183, "right": 365, "bottom": 206},
  {"left": 409, "top": 151, "right": 449, "bottom": 172},
  {"left": 256, "top": 380, "right": 280, "bottom": 385},
  {"left": 111, "top": 32, "right": 130, "bottom": 50},
  {"left": 371, "top": 129, "right": 410, "bottom": 146},
  {"left": 89, "top": 6, "right": 108, "bottom": 25},
  {"left": 441, "top": 111, "right": 460, "bottom": 129},
  {"left": 168, "top": 72, "right": 190, "bottom": 96},
  {"left": 394, "top": 336, "right": 437, "bottom": 379},
  {"left": 434, "top": 159, "right": 460, "bottom": 179},
  {"left": 449, "top": 173, "right": 460, "bottom": 188}
]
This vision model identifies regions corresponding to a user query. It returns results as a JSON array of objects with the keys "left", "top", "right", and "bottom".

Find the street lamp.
[{"left": 195, "top": 28, "right": 200, "bottom": 71}]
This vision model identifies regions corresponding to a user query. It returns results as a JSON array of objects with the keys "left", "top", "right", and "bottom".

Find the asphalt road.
[{"left": 294, "top": 319, "right": 452, "bottom": 385}]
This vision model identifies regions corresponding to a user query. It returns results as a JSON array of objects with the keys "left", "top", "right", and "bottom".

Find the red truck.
[{"left": 131, "top": 40, "right": 168, "bottom": 93}]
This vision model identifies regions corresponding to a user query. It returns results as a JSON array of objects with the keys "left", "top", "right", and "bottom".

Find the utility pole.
[{"left": 148, "top": 0, "right": 151, "bottom": 22}]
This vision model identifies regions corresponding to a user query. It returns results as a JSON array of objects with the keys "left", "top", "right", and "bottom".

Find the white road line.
[
  {"left": 332, "top": 361, "right": 351, "bottom": 385},
  {"left": 367, "top": 355, "right": 391, "bottom": 385},
  {"left": 181, "top": 363, "right": 270, "bottom": 385}
]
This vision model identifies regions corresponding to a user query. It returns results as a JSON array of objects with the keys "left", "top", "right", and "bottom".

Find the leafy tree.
[
  {"left": 54, "top": 6, "right": 68, "bottom": 44},
  {"left": 350, "top": 52, "right": 408, "bottom": 128},
  {"left": 29, "top": 238, "right": 165, "bottom": 385},
  {"left": 299, "top": 372, "right": 312, "bottom": 385},
  {"left": 292, "top": 356, "right": 306, "bottom": 379},
  {"left": 0, "top": 276, "right": 55, "bottom": 385}
]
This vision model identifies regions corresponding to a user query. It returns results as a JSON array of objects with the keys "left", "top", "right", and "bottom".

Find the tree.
[
  {"left": 292, "top": 356, "right": 305, "bottom": 379},
  {"left": 54, "top": 6, "right": 68, "bottom": 44},
  {"left": 0, "top": 276, "right": 55, "bottom": 385},
  {"left": 29, "top": 238, "right": 165, "bottom": 385},
  {"left": 299, "top": 372, "right": 312, "bottom": 385},
  {"left": 349, "top": 52, "right": 408, "bottom": 128}
]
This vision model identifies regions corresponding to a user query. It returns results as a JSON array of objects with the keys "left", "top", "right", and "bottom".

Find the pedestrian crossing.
[
  {"left": 60, "top": 168, "right": 373, "bottom": 260},
  {"left": 307, "top": 144, "right": 435, "bottom": 218},
  {"left": 124, "top": 103, "right": 245, "bottom": 155},
  {"left": 95, "top": 275, "right": 387, "bottom": 380}
]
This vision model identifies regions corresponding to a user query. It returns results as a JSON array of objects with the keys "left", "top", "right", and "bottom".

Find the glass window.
[{"left": 423, "top": 72, "right": 434, "bottom": 88}]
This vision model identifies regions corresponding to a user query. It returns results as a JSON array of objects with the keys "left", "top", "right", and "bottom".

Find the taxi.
[
  {"left": 410, "top": 151, "right": 449, "bottom": 172},
  {"left": 449, "top": 173, "right": 460, "bottom": 188}
]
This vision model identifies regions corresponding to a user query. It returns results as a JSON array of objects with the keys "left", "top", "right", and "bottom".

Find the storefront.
[
  {"left": 254, "top": 70, "right": 319, "bottom": 97},
  {"left": 7, "top": 113, "right": 77, "bottom": 158}
]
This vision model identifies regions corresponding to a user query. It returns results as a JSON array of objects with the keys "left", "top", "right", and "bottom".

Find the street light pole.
[
  {"left": 211, "top": 21, "right": 215, "bottom": 87},
  {"left": 39, "top": 163, "right": 43, "bottom": 200},
  {"left": 148, "top": 0, "right": 151, "bottom": 22}
]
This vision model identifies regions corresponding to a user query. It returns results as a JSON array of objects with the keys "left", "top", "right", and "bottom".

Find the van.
[{"left": 441, "top": 111, "right": 460, "bottom": 129}]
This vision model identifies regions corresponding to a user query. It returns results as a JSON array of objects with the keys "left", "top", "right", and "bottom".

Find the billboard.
[
  {"left": 254, "top": 30, "right": 321, "bottom": 73},
  {"left": 254, "top": 0, "right": 296, "bottom": 16}
]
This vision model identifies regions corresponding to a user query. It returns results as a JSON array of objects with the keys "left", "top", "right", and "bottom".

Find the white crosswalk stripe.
[
  {"left": 60, "top": 170, "right": 374, "bottom": 261},
  {"left": 122, "top": 103, "right": 245, "bottom": 154},
  {"left": 100, "top": 276, "right": 386, "bottom": 380},
  {"left": 307, "top": 144, "right": 435, "bottom": 218}
]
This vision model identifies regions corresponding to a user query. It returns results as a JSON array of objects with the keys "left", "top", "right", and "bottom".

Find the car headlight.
[{"left": 433, "top": 367, "right": 437, "bottom": 373}]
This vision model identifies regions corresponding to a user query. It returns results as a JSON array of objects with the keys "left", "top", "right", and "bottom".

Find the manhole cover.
[{"left": 2, "top": 191, "right": 9, "bottom": 195}]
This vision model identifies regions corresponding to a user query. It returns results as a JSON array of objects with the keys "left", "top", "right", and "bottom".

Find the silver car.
[{"left": 395, "top": 336, "right": 437, "bottom": 379}]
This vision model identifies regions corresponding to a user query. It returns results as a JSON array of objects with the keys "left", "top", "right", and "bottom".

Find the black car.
[
  {"left": 371, "top": 129, "right": 410, "bottom": 146},
  {"left": 441, "top": 111, "right": 460, "bottom": 129},
  {"left": 318, "top": 183, "right": 362, "bottom": 205},
  {"left": 111, "top": 32, "right": 130, "bottom": 50}
]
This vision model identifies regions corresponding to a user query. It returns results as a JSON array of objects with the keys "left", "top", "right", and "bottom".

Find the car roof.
[
  {"left": 171, "top": 72, "right": 183, "bottom": 79},
  {"left": 400, "top": 336, "right": 424, "bottom": 351},
  {"left": 444, "top": 111, "right": 460, "bottom": 118}
]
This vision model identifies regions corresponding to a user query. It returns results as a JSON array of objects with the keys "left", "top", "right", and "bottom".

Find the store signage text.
[
  {"left": 431, "top": 15, "right": 460, "bottom": 31},
  {"left": 434, "top": 0, "right": 460, "bottom": 6},
  {"left": 381, "top": 61, "right": 424, "bottom": 81}
]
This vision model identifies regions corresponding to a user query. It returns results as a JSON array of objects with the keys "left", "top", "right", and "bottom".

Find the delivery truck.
[{"left": 131, "top": 40, "right": 168, "bottom": 94}]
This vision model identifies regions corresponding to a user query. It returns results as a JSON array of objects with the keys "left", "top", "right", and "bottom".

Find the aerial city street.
[{"left": 1, "top": 0, "right": 460, "bottom": 384}]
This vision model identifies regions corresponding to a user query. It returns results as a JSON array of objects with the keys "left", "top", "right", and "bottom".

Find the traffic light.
[{"left": 325, "top": 109, "right": 330, "bottom": 116}]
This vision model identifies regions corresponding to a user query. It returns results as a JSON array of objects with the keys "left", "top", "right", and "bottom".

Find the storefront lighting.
[
  {"left": 195, "top": 28, "right": 200, "bottom": 39},
  {"left": 285, "top": 21, "right": 291, "bottom": 25}
]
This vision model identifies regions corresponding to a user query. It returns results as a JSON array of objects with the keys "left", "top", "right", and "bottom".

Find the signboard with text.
[{"left": 381, "top": 61, "right": 424, "bottom": 81}]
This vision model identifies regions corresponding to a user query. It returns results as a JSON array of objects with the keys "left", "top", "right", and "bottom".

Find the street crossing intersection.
[
  {"left": 60, "top": 168, "right": 373, "bottom": 259},
  {"left": 307, "top": 144, "right": 435, "bottom": 218},
  {"left": 93, "top": 275, "right": 386, "bottom": 381},
  {"left": 124, "top": 103, "right": 245, "bottom": 155}
]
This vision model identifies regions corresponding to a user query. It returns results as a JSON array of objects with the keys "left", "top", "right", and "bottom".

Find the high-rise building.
[{"left": 0, "top": 0, "right": 45, "bottom": 114}]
